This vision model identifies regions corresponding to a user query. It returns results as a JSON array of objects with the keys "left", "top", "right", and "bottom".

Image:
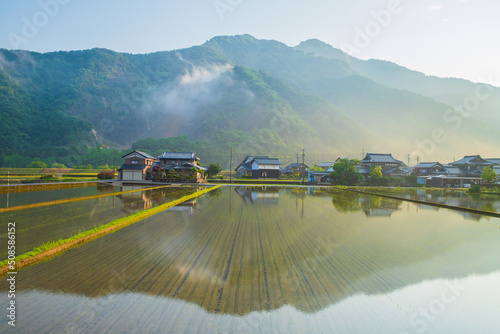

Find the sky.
[{"left": 0, "top": 0, "right": 499, "bottom": 84}]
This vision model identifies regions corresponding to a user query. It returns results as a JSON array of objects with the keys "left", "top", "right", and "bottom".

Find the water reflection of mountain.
[
  {"left": 234, "top": 186, "right": 280, "bottom": 204},
  {"left": 3, "top": 187, "right": 500, "bottom": 318}
]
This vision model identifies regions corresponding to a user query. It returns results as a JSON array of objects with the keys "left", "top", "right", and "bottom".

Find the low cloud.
[
  {"left": 161, "top": 64, "right": 234, "bottom": 116},
  {"left": 429, "top": 5, "right": 443, "bottom": 10}
]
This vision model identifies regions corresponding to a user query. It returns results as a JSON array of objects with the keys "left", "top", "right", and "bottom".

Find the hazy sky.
[{"left": 0, "top": 0, "right": 498, "bottom": 84}]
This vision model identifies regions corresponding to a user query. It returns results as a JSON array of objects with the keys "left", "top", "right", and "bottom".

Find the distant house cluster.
[
  {"left": 117, "top": 149, "right": 499, "bottom": 187},
  {"left": 414, "top": 155, "right": 500, "bottom": 187},
  {"left": 307, "top": 153, "right": 500, "bottom": 186}
]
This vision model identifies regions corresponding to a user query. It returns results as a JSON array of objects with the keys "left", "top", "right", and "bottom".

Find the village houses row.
[{"left": 118, "top": 150, "right": 500, "bottom": 187}]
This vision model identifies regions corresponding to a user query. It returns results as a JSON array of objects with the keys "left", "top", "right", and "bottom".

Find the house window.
[{"left": 132, "top": 160, "right": 138, "bottom": 164}]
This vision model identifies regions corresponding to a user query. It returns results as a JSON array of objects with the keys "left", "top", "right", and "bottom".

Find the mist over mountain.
[{"left": 0, "top": 34, "right": 498, "bottom": 166}]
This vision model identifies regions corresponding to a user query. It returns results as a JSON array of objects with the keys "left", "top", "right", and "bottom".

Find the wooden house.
[
  {"left": 359, "top": 153, "right": 407, "bottom": 178},
  {"left": 157, "top": 152, "right": 207, "bottom": 180},
  {"left": 284, "top": 163, "right": 309, "bottom": 175},
  {"left": 411, "top": 162, "right": 445, "bottom": 176},
  {"left": 235, "top": 156, "right": 268, "bottom": 178},
  {"left": 252, "top": 158, "right": 282, "bottom": 179},
  {"left": 118, "top": 150, "right": 155, "bottom": 181},
  {"left": 235, "top": 155, "right": 282, "bottom": 179}
]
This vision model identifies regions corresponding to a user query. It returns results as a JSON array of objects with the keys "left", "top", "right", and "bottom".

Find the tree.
[
  {"left": 207, "top": 163, "right": 222, "bottom": 178},
  {"left": 309, "top": 164, "right": 323, "bottom": 171},
  {"left": 3, "top": 155, "right": 26, "bottom": 168},
  {"left": 481, "top": 166, "right": 497, "bottom": 183},
  {"left": 369, "top": 165, "right": 383, "bottom": 184},
  {"left": 52, "top": 163, "right": 66, "bottom": 168},
  {"left": 329, "top": 158, "right": 362, "bottom": 185},
  {"left": 27, "top": 161, "right": 48, "bottom": 168}
]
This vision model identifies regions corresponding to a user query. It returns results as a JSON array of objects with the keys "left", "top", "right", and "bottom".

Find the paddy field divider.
[
  {"left": 0, "top": 184, "right": 175, "bottom": 213},
  {"left": 342, "top": 188, "right": 500, "bottom": 219},
  {"left": 0, "top": 181, "right": 99, "bottom": 194},
  {"left": 0, "top": 185, "right": 222, "bottom": 276}
]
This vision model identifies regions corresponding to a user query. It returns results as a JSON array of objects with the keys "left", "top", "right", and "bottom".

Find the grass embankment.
[
  {"left": 0, "top": 181, "right": 99, "bottom": 194},
  {"left": 0, "top": 184, "right": 173, "bottom": 213},
  {"left": 0, "top": 185, "right": 222, "bottom": 276}
]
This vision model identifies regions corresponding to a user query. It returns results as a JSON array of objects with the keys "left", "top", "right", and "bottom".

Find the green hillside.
[{"left": 0, "top": 34, "right": 498, "bottom": 167}]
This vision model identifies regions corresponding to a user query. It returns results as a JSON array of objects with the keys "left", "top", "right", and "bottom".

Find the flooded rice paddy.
[
  {"left": 1, "top": 185, "right": 499, "bottom": 333},
  {"left": 364, "top": 188, "right": 500, "bottom": 214},
  {"left": 0, "top": 185, "right": 200, "bottom": 259}
]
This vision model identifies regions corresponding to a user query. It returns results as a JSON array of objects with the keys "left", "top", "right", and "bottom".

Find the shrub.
[
  {"left": 39, "top": 174, "right": 57, "bottom": 179},
  {"left": 97, "top": 171, "right": 114, "bottom": 180},
  {"left": 468, "top": 185, "right": 481, "bottom": 193}
]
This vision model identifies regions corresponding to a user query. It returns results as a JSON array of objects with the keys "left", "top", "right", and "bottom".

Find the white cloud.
[{"left": 429, "top": 5, "right": 443, "bottom": 11}]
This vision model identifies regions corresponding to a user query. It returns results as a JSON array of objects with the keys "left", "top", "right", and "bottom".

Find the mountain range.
[{"left": 1, "top": 34, "right": 499, "bottom": 167}]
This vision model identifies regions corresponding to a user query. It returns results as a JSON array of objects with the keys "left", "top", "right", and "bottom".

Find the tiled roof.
[
  {"left": 413, "top": 162, "right": 441, "bottom": 168},
  {"left": 318, "top": 162, "right": 334, "bottom": 168},
  {"left": 122, "top": 150, "right": 154, "bottom": 159},
  {"left": 361, "top": 153, "right": 403, "bottom": 164},
  {"left": 253, "top": 158, "right": 282, "bottom": 165},
  {"left": 159, "top": 152, "right": 198, "bottom": 160},
  {"left": 486, "top": 158, "right": 500, "bottom": 166},
  {"left": 450, "top": 155, "right": 492, "bottom": 166},
  {"left": 237, "top": 164, "right": 252, "bottom": 171},
  {"left": 442, "top": 166, "right": 466, "bottom": 175},
  {"left": 162, "top": 163, "right": 206, "bottom": 171},
  {"left": 285, "top": 163, "right": 308, "bottom": 169}
]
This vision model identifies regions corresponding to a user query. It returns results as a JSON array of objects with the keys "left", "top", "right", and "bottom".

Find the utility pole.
[
  {"left": 6, "top": 170, "right": 9, "bottom": 208},
  {"left": 113, "top": 149, "right": 116, "bottom": 177},
  {"left": 230, "top": 147, "right": 233, "bottom": 184},
  {"left": 296, "top": 153, "right": 299, "bottom": 179},
  {"left": 408, "top": 154, "right": 410, "bottom": 167},
  {"left": 302, "top": 148, "right": 305, "bottom": 184},
  {"left": 362, "top": 149, "right": 365, "bottom": 159}
]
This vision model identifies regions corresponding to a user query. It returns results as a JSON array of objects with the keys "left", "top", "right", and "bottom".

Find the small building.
[
  {"left": 159, "top": 152, "right": 202, "bottom": 167},
  {"left": 411, "top": 162, "right": 445, "bottom": 176},
  {"left": 284, "top": 163, "right": 309, "bottom": 175},
  {"left": 449, "top": 155, "right": 493, "bottom": 173},
  {"left": 359, "top": 153, "right": 407, "bottom": 179},
  {"left": 235, "top": 155, "right": 282, "bottom": 179},
  {"left": 157, "top": 152, "right": 206, "bottom": 181},
  {"left": 118, "top": 150, "right": 155, "bottom": 181},
  {"left": 235, "top": 156, "right": 269, "bottom": 178},
  {"left": 252, "top": 158, "right": 282, "bottom": 179},
  {"left": 308, "top": 169, "right": 332, "bottom": 183},
  {"left": 317, "top": 162, "right": 335, "bottom": 170},
  {"left": 425, "top": 176, "right": 482, "bottom": 188}
]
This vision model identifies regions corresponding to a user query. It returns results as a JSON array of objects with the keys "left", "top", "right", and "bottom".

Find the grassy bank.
[{"left": 0, "top": 185, "right": 222, "bottom": 276}]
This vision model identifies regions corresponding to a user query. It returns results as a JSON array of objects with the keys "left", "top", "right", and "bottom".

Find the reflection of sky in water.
[
  {"left": 4, "top": 271, "right": 498, "bottom": 333},
  {"left": 1, "top": 187, "right": 499, "bottom": 333}
]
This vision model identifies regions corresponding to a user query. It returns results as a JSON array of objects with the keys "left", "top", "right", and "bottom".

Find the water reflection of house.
[
  {"left": 167, "top": 199, "right": 198, "bottom": 215},
  {"left": 359, "top": 197, "right": 402, "bottom": 217},
  {"left": 234, "top": 187, "right": 280, "bottom": 204},
  {"left": 118, "top": 187, "right": 154, "bottom": 214}
]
